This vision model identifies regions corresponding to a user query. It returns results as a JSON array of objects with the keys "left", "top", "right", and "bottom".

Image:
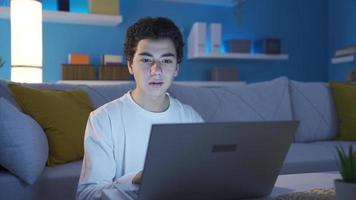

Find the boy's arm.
[{"left": 76, "top": 109, "right": 138, "bottom": 200}]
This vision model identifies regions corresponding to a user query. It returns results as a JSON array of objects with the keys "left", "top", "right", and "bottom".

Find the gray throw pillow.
[
  {"left": 0, "top": 98, "right": 48, "bottom": 184},
  {"left": 289, "top": 80, "right": 338, "bottom": 142},
  {"left": 210, "top": 77, "right": 293, "bottom": 122}
]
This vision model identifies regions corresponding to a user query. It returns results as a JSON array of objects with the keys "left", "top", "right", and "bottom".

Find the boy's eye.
[
  {"left": 141, "top": 58, "right": 152, "bottom": 63},
  {"left": 161, "top": 59, "right": 173, "bottom": 64}
]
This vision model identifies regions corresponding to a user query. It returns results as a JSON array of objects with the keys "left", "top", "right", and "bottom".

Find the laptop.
[{"left": 115, "top": 121, "right": 298, "bottom": 200}]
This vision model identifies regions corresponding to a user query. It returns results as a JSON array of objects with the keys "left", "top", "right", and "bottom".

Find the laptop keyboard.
[{"left": 125, "top": 190, "right": 139, "bottom": 199}]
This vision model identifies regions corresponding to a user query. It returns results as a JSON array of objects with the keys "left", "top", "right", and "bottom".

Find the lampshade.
[{"left": 10, "top": 0, "right": 43, "bottom": 83}]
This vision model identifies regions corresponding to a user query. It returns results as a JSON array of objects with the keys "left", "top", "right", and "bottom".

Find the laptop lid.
[{"left": 136, "top": 121, "right": 298, "bottom": 200}]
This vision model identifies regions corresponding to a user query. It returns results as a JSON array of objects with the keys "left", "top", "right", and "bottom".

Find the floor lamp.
[{"left": 10, "top": 0, "right": 43, "bottom": 83}]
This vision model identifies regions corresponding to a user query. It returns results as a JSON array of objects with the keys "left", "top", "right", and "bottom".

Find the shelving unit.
[
  {"left": 331, "top": 55, "right": 356, "bottom": 64},
  {"left": 188, "top": 52, "right": 289, "bottom": 60},
  {"left": 0, "top": 7, "right": 122, "bottom": 26},
  {"left": 187, "top": 21, "right": 289, "bottom": 61}
]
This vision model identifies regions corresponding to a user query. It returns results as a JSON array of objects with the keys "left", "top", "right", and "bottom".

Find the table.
[
  {"left": 102, "top": 171, "right": 340, "bottom": 200},
  {"left": 266, "top": 171, "right": 339, "bottom": 200}
]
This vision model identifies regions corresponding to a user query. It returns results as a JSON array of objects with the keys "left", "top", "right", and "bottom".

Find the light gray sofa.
[{"left": 0, "top": 77, "right": 355, "bottom": 200}]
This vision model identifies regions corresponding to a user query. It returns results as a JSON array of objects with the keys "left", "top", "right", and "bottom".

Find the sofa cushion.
[
  {"left": 330, "top": 82, "right": 356, "bottom": 140},
  {"left": 168, "top": 84, "right": 224, "bottom": 121},
  {"left": 8, "top": 84, "right": 93, "bottom": 166},
  {"left": 282, "top": 141, "right": 356, "bottom": 174},
  {"left": 170, "top": 77, "right": 292, "bottom": 122},
  {"left": 87, "top": 83, "right": 135, "bottom": 104},
  {"left": 0, "top": 160, "right": 82, "bottom": 200},
  {"left": 28, "top": 83, "right": 109, "bottom": 109},
  {"left": 213, "top": 77, "right": 292, "bottom": 122},
  {"left": 289, "top": 80, "right": 338, "bottom": 142},
  {"left": 0, "top": 98, "right": 48, "bottom": 184},
  {"left": 1, "top": 79, "right": 117, "bottom": 110}
]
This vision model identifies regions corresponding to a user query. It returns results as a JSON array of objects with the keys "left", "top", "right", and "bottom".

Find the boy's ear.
[
  {"left": 127, "top": 61, "right": 134, "bottom": 75},
  {"left": 174, "top": 64, "right": 180, "bottom": 77}
]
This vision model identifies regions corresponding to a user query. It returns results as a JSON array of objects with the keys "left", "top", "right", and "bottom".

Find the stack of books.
[
  {"left": 101, "top": 54, "right": 122, "bottom": 66},
  {"left": 62, "top": 53, "right": 95, "bottom": 80},
  {"left": 335, "top": 45, "right": 356, "bottom": 57}
]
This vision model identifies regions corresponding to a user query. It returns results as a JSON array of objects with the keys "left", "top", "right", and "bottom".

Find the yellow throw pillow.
[
  {"left": 8, "top": 84, "right": 93, "bottom": 166},
  {"left": 330, "top": 82, "right": 356, "bottom": 140}
]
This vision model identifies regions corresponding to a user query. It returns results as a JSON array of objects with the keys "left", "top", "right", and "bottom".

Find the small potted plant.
[{"left": 334, "top": 145, "right": 356, "bottom": 200}]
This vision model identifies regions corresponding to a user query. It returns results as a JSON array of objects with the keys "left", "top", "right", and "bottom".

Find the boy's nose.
[{"left": 150, "top": 61, "right": 162, "bottom": 75}]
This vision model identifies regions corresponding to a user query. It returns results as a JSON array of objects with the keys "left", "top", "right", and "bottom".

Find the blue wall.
[
  {"left": 0, "top": 0, "right": 329, "bottom": 83},
  {"left": 0, "top": 19, "right": 11, "bottom": 80},
  {"left": 328, "top": 0, "right": 356, "bottom": 81}
]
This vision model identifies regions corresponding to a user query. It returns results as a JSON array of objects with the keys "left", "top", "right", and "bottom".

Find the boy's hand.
[{"left": 132, "top": 171, "right": 143, "bottom": 185}]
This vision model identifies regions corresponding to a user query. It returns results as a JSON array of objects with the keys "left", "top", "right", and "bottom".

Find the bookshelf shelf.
[
  {"left": 160, "top": 0, "right": 240, "bottom": 7},
  {"left": 0, "top": 7, "right": 122, "bottom": 26},
  {"left": 188, "top": 52, "right": 289, "bottom": 61},
  {"left": 331, "top": 55, "right": 356, "bottom": 64}
]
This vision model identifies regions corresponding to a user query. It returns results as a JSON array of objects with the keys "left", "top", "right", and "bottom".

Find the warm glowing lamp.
[{"left": 10, "top": 0, "right": 43, "bottom": 83}]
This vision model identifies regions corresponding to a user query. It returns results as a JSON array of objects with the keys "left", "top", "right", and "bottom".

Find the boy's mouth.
[{"left": 149, "top": 81, "right": 164, "bottom": 87}]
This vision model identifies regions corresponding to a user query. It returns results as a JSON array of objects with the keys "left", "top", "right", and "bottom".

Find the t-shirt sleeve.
[
  {"left": 76, "top": 108, "right": 138, "bottom": 200},
  {"left": 186, "top": 105, "right": 204, "bottom": 123}
]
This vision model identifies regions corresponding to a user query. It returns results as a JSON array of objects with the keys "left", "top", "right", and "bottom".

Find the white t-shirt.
[{"left": 77, "top": 91, "right": 204, "bottom": 200}]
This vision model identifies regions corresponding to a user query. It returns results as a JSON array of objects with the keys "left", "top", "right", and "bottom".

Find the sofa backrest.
[
  {"left": 1, "top": 77, "right": 293, "bottom": 122},
  {"left": 3, "top": 78, "right": 339, "bottom": 143},
  {"left": 169, "top": 77, "right": 293, "bottom": 122},
  {"left": 289, "top": 80, "right": 338, "bottom": 142}
]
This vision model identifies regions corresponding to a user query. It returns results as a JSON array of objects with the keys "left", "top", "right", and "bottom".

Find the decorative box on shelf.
[
  {"left": 62, "top": 64, "right": 95, "bottom": 80},
  {"left": 99, "top": 65, "right": 129, "bottom": 80}
]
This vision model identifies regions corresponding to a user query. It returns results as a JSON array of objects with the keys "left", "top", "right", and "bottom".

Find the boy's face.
[{"left": 128, "top": 38, "right": 179, "bottom": 99}]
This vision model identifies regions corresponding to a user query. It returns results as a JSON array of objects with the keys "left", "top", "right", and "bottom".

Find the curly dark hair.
[{"left": 124, "top": 17, "right": 184, "bottom": 64}]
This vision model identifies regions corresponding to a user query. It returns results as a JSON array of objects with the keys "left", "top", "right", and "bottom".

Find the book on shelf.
[
  {"left": 209, "top": 23, "right": 222, "bottom": 53},
  {"left": 335, "top": 45, "right": 356, "bottom": 57},
  {"left": 188, "top": 22, "right": 207, "bottom": 58},
  {"left": 68, "top": 53, "right": 90, "bottom": 65},
  {"left": 331, "top": 53, "right": 356, "bottom": 64},
  {"left": 89, "top": 0, "right": 120, "bottom": 15},
  {"left": 101, "top": 54, "right": 123, "bottom": 65}
]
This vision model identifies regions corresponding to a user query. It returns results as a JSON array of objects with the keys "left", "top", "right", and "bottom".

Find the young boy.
[{"left": 77, "top": 17, "right": 203, "bottom": 200}]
